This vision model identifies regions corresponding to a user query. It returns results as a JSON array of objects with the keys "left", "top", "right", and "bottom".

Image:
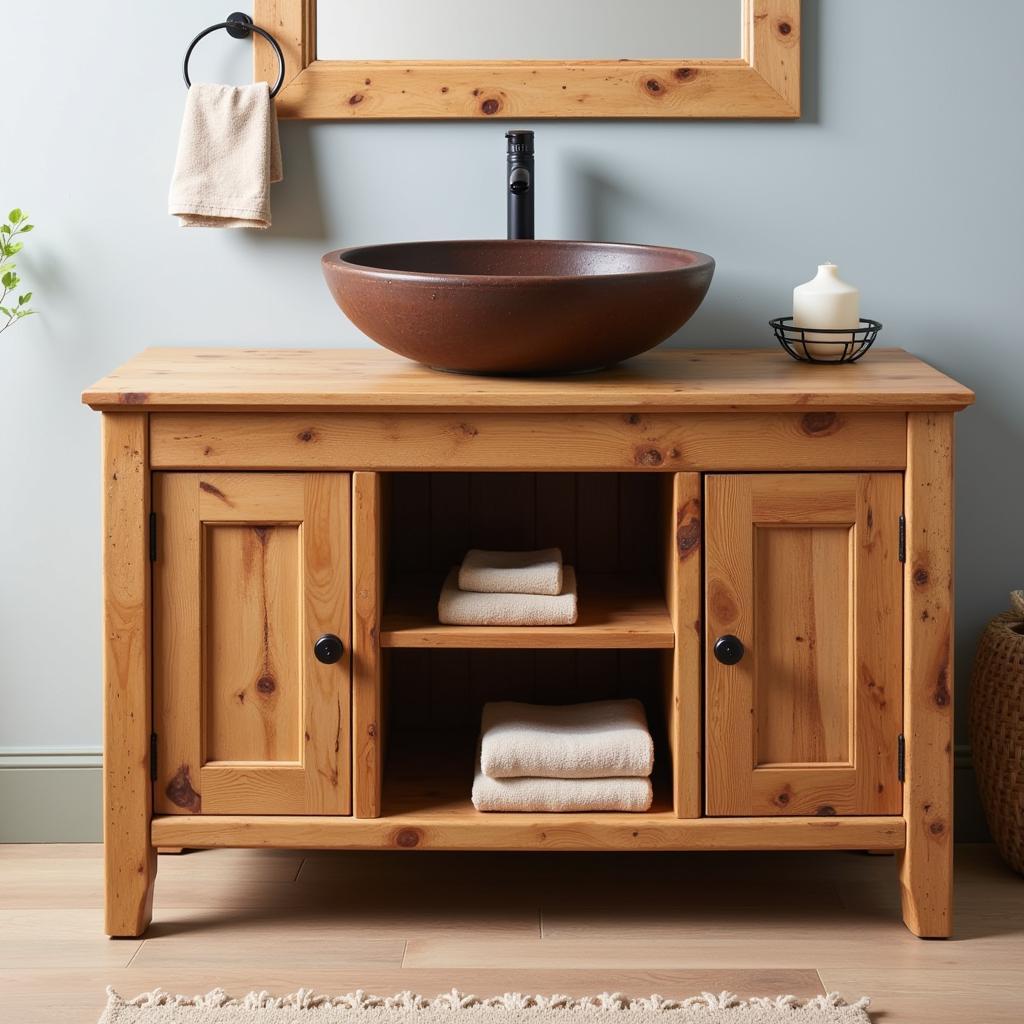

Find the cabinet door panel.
[
  {"left": 154, "top": 473, "right": 351, "bottom": 815},
  {"left": 706, "top": 473, "right": 902, "bottom": 816}
]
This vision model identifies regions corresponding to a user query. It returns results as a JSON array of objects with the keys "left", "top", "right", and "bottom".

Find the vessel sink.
[{"left": 321, "top": 240, "right": 714, "bottom": 375}]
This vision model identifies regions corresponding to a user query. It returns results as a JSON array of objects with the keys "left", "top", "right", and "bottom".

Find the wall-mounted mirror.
[
  {"left": 316, "top": 1, "right": 744, "bottom": 62},
  {"left": 253, "top": 0, "right": 799, "bottom": 119}
]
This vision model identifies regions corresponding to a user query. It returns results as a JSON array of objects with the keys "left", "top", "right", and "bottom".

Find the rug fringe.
[{"left": 106, "top": 988, "right": 870, "bottom": 1014}]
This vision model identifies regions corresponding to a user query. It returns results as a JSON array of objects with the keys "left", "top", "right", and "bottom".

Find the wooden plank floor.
[{"left": 0, "top": 844, "right": 1021, "bottom": 1023}]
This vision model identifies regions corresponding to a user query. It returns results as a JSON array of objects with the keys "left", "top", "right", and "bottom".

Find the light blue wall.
[{"left": 3, "top": 1, "right": 1020, "bottom": 834}]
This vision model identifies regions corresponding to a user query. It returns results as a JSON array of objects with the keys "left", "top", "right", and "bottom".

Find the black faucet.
[{"left": 506, "top": 130, "right": 535, "bottom": 240}]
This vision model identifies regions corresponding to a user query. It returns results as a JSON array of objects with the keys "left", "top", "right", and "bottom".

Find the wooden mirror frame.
[{"left": 253, "top": 0, "right": 800, "bottom": 120}]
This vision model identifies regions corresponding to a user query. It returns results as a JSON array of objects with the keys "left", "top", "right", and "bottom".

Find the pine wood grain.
[
  {"left": 899, "top": 413, "right": 955, "bottom": 938},
  {"left": 100, "top": 413, "right": 156, "bottom": 938},
  {"left": 705, "top": 474, "right": 903, "bottom": 817},
  {"left": 252, "top": 0, "right": 799, "bottom": 120},
  {"left": 84, "top": 348, "right": 974, "bottom": 413},
  {"left": 353, "top": 472, "right": 384, "bottom": 818},
  {"left": 381, "top": 575, "right": 673, "bottom": 649},
  {"left": 153, "top": 473, "right": 351, "bottom": 816},
  {"left": 665, "top": 474, "right": 703, "bottom": 818}
]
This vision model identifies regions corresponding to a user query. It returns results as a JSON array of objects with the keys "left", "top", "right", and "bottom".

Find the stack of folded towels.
[
  {"left": 472, "top": 699, "right": 655, "bottom": 812},
  {"left": 438, "top": 548, "right": 578, "bottom": 626}
]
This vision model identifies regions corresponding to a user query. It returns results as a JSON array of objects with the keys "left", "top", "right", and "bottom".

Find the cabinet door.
[
  {"left": 154, "top": 473, "right": 351, "bottom": 815},
  {"left": 705, "top": 474, "right": 902, "bottom": 816}
]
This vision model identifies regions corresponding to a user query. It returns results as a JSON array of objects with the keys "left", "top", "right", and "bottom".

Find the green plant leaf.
[
  {"left": 20, "top": 224, "right": 34, "bottom": 232},
  {"left": 18, "top": 292, "right": 31, "bottom": 305},
  {"left": 0, "top": 263, "right": 13, "bottom": 274},
  {"left": 6, "top": 242, "right": 22, "bottom": 255},
  {"left": 8, "top": 209, "right": 23, "bottom": 224},
  {"left": 0, "top": 224, "right": 10, "bottom": 235},
  {"left": 0, "top": 307, "right": 10, "bottom": 317},
  {"left": 2, "top": 272, "right": 15, "bottom": 288}
]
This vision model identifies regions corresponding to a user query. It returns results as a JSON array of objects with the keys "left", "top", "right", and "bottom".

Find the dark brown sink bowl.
[{"left": 321, "top": 240, "right": 714, "bottom": 375}]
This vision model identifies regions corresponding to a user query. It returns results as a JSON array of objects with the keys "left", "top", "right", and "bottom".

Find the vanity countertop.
[{"left": 82, "top": 347, "right": 974, "bottom": 413}]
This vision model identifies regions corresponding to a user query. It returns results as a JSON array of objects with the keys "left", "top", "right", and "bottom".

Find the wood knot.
[
  {"left": 118, "top": 392, "right": 149, "bottom": 405},
  {"left": 774, "top": 789, "right": 792, "bottom": 807},
  {"left": 800, "top": 411, "right": 841, "bottom": 436},
  {"left": 364, "top": 78, "right": 372, "bottom": 86},
  {"left": 297, "top": 429, "right": 317, "bottom": 443},
  {"left": 934, "top": 666, "right": 951, "bottom": 707},
  {"left": 395, "top": 828, "right": 421, "bottom": 848},
  {"left": 166, "top": 765, "right": 201, "bottom": 812},
  {"left": 913, "top": 567, "right": 929, "bottom": 587},
  {"left": 625, "top": 413, "right": 642, "bottom": 425},
  {"left": 635, "top": 447, "right": 664, "bottom": 467},
  {"left": 815, "top": 805, "right": 837, "bottom": 816},
  {"left": 674, "top": 67, "right": 697, "bottom": 81},
  {"left": 676, "top": 499, "right": 702, "bottom": 560},
  {"left": 929, "top": 820, "right": 946, "bottom": 836},
  {"left": 441, "top": 86, "right": 449, "bottom": 93},
  {"left": 456, "top": 422, "right": 479, "bottom": 438},
  {"left": 199, "top": 480, "right": 233, "bottom": 506},
  {"left": 349, "top": 93, "right": 365, "bottom": 105},
  {"left": 367, "top": 723, "right": 377, "bottom": 738},
  {"left": 777, "top": 20, "right": 792, "bottom": 35},
  {"left": 481, "top": 98, "right": 501, "bottom": 115},
  {"left": 708, "top": 579, "right": 739, "bottom": 624},
  {"left": 256, "top": 675, "right": 276, "bottom": 695},
  {"left": 645, "top": 78, "right": 664, "bottom": 95}
]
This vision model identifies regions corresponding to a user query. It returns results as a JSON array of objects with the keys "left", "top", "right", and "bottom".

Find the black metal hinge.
[
  {"left": 898, "top": 513, "right": 906, "bottom": 563},
  {"left": 149, "top": 512, "right": 157, "bottom": 562},
  {"left": 897, "top": 734, "right": 906, "bottom": 782},
  {"left": 150, "top": 732, "right": 158, "bottom": 782}
]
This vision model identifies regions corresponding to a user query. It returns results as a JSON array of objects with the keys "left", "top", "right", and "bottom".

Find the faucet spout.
[{"left": 506, "top": 130, "right": 535, "bottom": 240}]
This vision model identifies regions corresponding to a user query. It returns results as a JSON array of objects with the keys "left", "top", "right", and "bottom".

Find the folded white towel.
[
  {"left": 169, "top": 82, "right": 283, "bottom": 229},
  {"left": 481, "top": 699, "right": 654, "bottom": 779},
  {"left": 438, "top": 566, "right": 577, "bottom": 626},
  {"left": 459, "top": 548, "right": 563, "bottom": 596},
  {"left": 472, "top": 757, "right": 653, "bottom": 813}
]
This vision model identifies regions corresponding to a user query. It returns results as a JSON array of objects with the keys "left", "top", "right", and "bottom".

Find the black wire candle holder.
[{"left": 770, "top": 317, "right": 882, "bottom": 364}]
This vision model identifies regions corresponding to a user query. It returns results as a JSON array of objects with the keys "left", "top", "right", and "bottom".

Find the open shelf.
[{"left": 380, "top": 573, "right": 673, "bottom": 649}]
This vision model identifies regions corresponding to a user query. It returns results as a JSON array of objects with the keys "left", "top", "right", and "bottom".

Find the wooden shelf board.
[
  {"left": 150, "top": 744, "right": 906, "bottom": 853},
  {"left": 380, "top": 574, "right": 674, "bottom": 649}
]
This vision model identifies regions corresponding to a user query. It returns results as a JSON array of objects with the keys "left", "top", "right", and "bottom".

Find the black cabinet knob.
[
  {"left": 713, "top": 634, "right": 745, "bottom": 665},
  {"left": 313, "top": 633, "right": 344, "bottom": 664}
]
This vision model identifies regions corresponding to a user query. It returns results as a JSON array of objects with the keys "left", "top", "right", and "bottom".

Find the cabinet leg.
[
  {"left": 102, "top": 413, "right": 156, "bottom": 938},
  {"left": 899, "top": 412, "right": 955, "bottom": 938}
]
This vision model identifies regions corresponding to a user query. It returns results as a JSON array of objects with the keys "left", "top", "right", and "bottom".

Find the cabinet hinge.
[
  {"left": 148, "top": 512, "right": 157, "bottom": 562},
  {"left": 150, "top": 732, "right": 158, "bottom": 782},
  {"left": 898, "top": 513, "right": 906, "bottom": 563},
  {"left": 897, "top": 734, "right": 906, "bottom": 783}
]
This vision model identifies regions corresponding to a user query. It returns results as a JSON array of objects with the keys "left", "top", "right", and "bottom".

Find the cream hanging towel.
[{"left": 169, "top": 82, "right": 283, "bottom": 228}]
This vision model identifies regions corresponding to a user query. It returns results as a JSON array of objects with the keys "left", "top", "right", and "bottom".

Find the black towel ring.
[{"left": 183, "top": 12, "right": 286, "bottom": 99}]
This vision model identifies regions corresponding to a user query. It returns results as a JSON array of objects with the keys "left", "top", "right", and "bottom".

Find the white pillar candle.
[{"left": 793, "top": 263, "right": 859, "bottom": 361}]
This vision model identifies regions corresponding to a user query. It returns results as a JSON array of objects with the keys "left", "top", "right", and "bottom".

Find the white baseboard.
[{"left": 0, "top": 747, "right": 103, "bottom": 843}]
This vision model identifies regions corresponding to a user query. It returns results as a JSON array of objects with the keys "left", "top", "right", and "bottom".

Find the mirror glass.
[{"left": 316, "top": 1, "right": 743, "bottom": 61}]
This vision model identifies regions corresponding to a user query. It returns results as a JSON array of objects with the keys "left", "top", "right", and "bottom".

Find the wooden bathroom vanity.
[{"left": 83, "top": 348, "right": 973, "bottom": 939}]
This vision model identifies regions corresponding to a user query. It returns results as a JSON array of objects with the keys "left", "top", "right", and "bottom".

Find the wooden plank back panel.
[
  {"left": 387, "top": 473, "right": 661, "bottom": 580},
  {"left": 154, "top": 473, "right": 351, "bottom": 816},
  {"left": 706, "top": 473, "right": 903, "bottom": 817},
  {"left": 149, "top": 412, "right": 909, "bottom": 472}
]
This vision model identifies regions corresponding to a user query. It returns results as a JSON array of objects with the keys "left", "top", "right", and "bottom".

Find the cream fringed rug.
[{"left": 99, "top": 990, "right": 872, "bottom": 1024}]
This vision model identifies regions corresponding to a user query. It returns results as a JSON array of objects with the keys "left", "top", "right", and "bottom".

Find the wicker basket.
[{"left": 969, "top": 590, "right": 1024, "bottom": 874}]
